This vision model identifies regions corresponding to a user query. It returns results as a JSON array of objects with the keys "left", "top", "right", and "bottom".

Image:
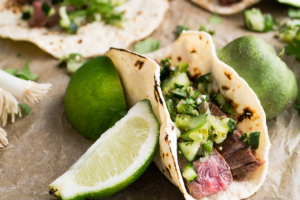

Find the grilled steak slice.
[
  {"left": 209, "top": 102, "right": 264, "bottom": 180},
  {"left": 232, "top": 160, "right": 265, "bottom": 181},
  {"left": 209, "top": 101, "right": 227, "bottom": 117},
  {"left": 214, "top": 132, "right": 247, "bottom": 157},
  {"left": 223, "top": 147, "right": 257, "bottom": 170},
  {"left": 184, "top": 149, "right": 232, "bottom": 199}
]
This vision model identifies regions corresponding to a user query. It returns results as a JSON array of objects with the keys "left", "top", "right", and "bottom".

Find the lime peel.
[{"left": 50, "top": 99, "right": 159, "bottom": 200}]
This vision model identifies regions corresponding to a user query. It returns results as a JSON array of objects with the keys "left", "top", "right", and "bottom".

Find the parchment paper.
[{"left": 0, "top": 0, "right": 299, "bottom": 199}]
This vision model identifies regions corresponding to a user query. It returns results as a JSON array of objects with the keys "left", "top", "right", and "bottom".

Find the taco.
[
  {"left": 190, "top": 0, "right": 261, "bottom": 15},
  {"left": 0, "top": 0, "right": 168, "bottom": 58},
  {"left": 105, "top": 31, "right": 270, "bottom": 199}
]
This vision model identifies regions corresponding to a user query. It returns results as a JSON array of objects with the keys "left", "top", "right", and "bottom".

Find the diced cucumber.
[
  {"left": 221, "top": 118, "right": 237, "bottom": 133},
  {"left": 211, "top": 92, "right": 235, "bottom": 116},
  {"left": 21, "top": 6, "right": 33, "bottom": 20},
  {"left": 264, "top": 13, "right": 273, "bottom": 32},
  {"left": 189, "top": 133, "right": 203, "bottom": 143},
  {"left": 172, "top": 88, "right": 187, "bottom": 99},
  {"left": 177, "top": 62, "right": 189, "bottom": 73},
  {"left": 206, "top": 115, "right": 229, "bottom": 144},
  {"left": 41, "top": 2, "right": 56, "bottom": 17},
  {"left": 182, "top": 163, "right": 197, "bottom": 183},
  {"left": 203, "top": 140, "right": 213, "bottom": 153},
  {"left": 175, "top": 114, "right": 207, "bottom": 132},
  {"left": 162, "top": 72, "right": 190, "bottom": 90},
  {"left": 244, "top": 8, "right": 265, "bottom": 32},
  {"left": 180, "top": 122, "right": 209, "bottom": 142},
  {"left": 178, "top": 142, "right": 200, "bottom": 162},
  {"left": 182, "top": 163, "right": 198, "bottom": 183},
  {"left": 249, "top": 131, "right": 260, "bottom": 149},
  {"left": 59, "top": 6, "right": 71, "bottom": 29},
  {"left": 66, "top": 53, "right": 86, "bottom": 73}
]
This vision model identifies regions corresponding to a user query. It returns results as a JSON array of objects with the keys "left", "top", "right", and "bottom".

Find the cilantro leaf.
[
  {"left": 288, "top": 9, "right": 300, "bottom": 19},
  {"left": 209, "top": 14, "right": 222, "bottom": 25},
  {"left": 134, "top": 38, "right": 160, "bottom": 54},
  {"left": 199, "top": 25, "right": 215, "bottom": 35},
  {"left": 16, "top": 60, "right": 38, "bottom": 81},
  {"left": 18, "top": 104, "right": 31, "bottom": 115},
  {"left": 176, "top": 25, "right": 190, "bottom": 38},
  {"left": 285, "top": 39, "right": 300, "bottom": 60},
  {"left": 3, "top": 68, "right": 18, "bottom": 76},
  {"left": 17, "top": 53, "right": 21, "bottom": 57}
]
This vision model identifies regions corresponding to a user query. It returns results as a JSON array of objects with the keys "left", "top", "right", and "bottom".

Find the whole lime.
[
  {"left": 65, "top": 56, "right": 127, "bottom": 140},
  {"left": 218, "top": 35, "right": 297, "bottom": 119}
]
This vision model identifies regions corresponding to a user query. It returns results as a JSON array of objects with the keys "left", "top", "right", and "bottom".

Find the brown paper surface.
[{"left": 0, "top": 0, "right": 299, "bottom": 199}]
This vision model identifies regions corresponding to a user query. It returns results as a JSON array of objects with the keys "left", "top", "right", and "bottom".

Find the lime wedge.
[{"left": 49, "top": 99, "right": 159, "bottom": 200}]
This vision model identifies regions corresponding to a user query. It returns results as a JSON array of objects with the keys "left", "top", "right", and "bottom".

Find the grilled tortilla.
[
  {"left": 104, "top": 31, "right": 270, "bottom": 199},
  {"left": 0, "top": 0, "right": 168, "bottom": 58}
]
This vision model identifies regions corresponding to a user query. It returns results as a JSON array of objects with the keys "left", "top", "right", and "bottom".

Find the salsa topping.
[{"left": 159, "top": 59, "right": 263, "bottom": 198}]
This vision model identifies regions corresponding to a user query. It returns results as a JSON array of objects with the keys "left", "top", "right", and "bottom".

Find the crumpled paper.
[{"left": 0, "top": 0, "right": 299, "bottom": 199}]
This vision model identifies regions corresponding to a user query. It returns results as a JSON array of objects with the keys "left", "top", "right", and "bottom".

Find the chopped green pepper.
[
  {"left": 249, "top": 131, "right": 260, "bottom": 149},
  {"left": 203, "top": 140, "right": 213, "bottom": 153},
  {"left": 239, "top": 133, "right": 249, "bottom": 145}
]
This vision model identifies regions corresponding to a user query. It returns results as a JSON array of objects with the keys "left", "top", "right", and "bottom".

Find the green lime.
[
  {"left": 49, "top": 100, "right": 159, "bottom": 200},
  {"left": 218, "top": 35, "right": 297, "bottom": 119},
  {"left": 65, "top": 56, "right": 127, "bottom": 140}
]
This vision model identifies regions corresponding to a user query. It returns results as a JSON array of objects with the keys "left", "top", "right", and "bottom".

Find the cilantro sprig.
[
  {"left": 285, "top": 39, "right": 300, "bottom": 60},
  {"left": 133, "top": 38, "right": 160, "bottom": 54},
  {"left": 3, "top": 60, "right": 38, "bottom": 81}
]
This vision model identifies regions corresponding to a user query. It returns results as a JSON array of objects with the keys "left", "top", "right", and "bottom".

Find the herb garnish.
[{"left": 134, "top": 38, "right": 160, "bottom": 54}]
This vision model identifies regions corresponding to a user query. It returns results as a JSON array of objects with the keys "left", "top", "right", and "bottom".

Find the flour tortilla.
[
  {"left": 105, "top": 31, "right": 270, "bottom": 200},
  {"left": 190, "top": 0, "right": 261, "bottom": 15},
  {"left": 0, "top": 0, "right": 168, "bottom": 58}
]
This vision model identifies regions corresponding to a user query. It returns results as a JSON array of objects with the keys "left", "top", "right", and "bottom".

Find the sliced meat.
[
  {"left": 232, "top": 160, "right": 265, "bottom": 181},
  {"left": 209, "top": 102, "right": 265, "bottom": 181},
  {"left": 209, "top": 101, "right": 227, "bottom": 117},
  {"left": 223, "top": 147, "right": 257, "bottom": 170},
  {"left": 219, "top": 0, "right": 242, "bottom": 6},
  {"left": 184, "top": 149, "right": 232, "bottom": 199},
  {"left": 214, "top": 130, "right": 247, "bottom": 157}
]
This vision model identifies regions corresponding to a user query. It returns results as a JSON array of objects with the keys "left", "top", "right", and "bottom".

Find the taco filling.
[
  {"left": 16, "top": 0, "right": 125, "bottom": 33},
  {"left": 159, "top": 58, "right": 264, "bottom": 198}
]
